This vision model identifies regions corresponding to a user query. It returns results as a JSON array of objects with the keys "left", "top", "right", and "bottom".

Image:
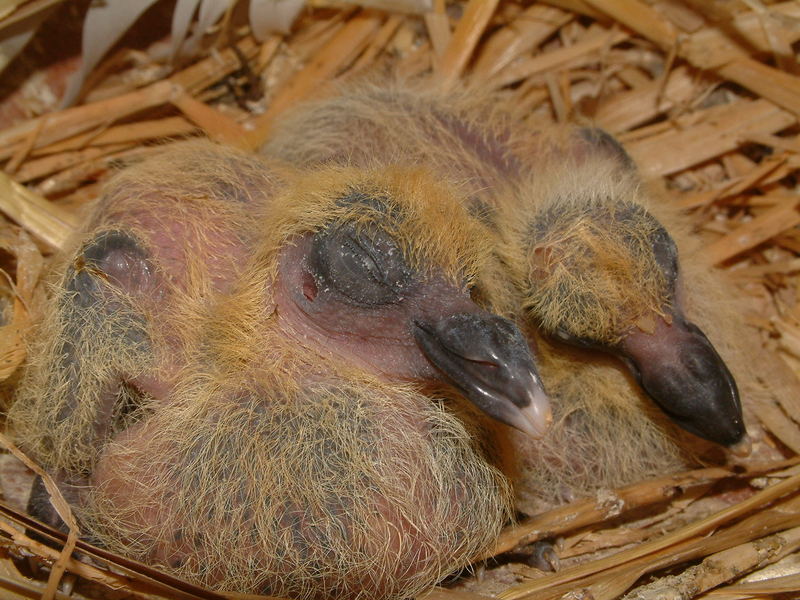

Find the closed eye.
[
  {"left": 341, "top": 235, "right": 389, "bottom": 288},
  {"left": 308, "top": 223, "right": 413, "bottom": 307}
]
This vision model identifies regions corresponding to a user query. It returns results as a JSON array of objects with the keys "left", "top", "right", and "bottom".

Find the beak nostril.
[
  {"left": 474, "top": 360, "right": 498, "bottom": 369},
  {"left": 451, "top": 354, "right": 500, "bottom": 370}
]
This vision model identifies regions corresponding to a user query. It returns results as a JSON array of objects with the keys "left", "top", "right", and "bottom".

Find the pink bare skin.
[{"left": 272, "top": 228, "right": 550, "bottom": 438}]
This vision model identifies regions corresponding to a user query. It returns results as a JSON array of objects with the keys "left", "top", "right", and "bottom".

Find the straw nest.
[{"left": 2, "top": 1, "right": 800, "bottom": 599}]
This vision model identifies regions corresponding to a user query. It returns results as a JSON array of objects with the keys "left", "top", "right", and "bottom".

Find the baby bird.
[
  {"left": 495, "top": 127, "right": 744, "bottom": 447},
  {"left": 492, "top": 129, "right": 753, "bottom": 509},
  {"left": 263, "top": 78, "right": 754, "bottom": 508},
  {"left": 9, "top": 141, "right": 551, "bottom": 598}
]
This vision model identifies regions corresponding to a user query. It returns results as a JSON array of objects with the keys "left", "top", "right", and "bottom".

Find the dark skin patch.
[
  {"left": 72, "top": 229, "right": 155, "bottom": 297},
  {"left": 577, "top": 127, "right": 637, "bottom": 171},
  {"left": 467, "top": 198, "right": 499, "bottom": 231},
  {"left": 26, "top": 474, "right": 67, "bottom": 532},
  {"left": 53, "top": 230, "right": 155, "bottom": 454},
  {"left": 308, "top": 222, "right": 413, "bottom": 308},
  {"left": 432, "top": 109, "right": 523, "bottom": 179}
]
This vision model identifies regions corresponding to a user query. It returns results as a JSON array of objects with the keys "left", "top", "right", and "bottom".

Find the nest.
[{"left": 2, "top": 0, "right": 800, "bottom": 599}]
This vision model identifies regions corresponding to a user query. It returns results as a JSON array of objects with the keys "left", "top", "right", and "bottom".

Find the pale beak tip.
[
  {"left": 729, "top": 432, "right": 752, "bottom": 458},
  {"left": 514, "top": 391, "right": 552, "bottom": 440}
]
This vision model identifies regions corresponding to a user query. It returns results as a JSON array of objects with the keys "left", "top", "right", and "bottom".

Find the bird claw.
[{"left": 528, "top": 540, "right": 560, "bottom": 572}]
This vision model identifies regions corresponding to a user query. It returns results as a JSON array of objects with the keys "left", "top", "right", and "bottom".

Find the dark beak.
[
  {"left": 413, "top": 313, "right": 551, "bottom": 438},
  {"left": 621, "top": 316, "right": 746, "bottom": 447}
]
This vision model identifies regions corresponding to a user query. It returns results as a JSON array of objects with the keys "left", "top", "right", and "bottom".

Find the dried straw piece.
[
  {"left": 435, "top": 0, "right": 499, "bottom": 89},
  {"left": 0, "top": 81, "right": 177, "bottom": 162},
  {"left": 732, "top": 258, "right": 800, "bottom": 279},
  {"left": 680, "top": 2, "right": 800, "bottom": 69},
  {"left": 309, "top": 0, "right": 431, "bottom": 12},
  {"left": 14, "top": 142, "right": 132, "bottom": 183},
  {"left": 0, "top": 520, "right": 131, "bottom": 598},
  {"left": 594, "top": 66, "right": 700, "bottom": 134},
  {"left": 498, "top": 472, "right": 800, "bottom": 600},
  {"left": 245, "top": 10, "right": 382, "bottom": 147},
  {"left": 626, "top": 99, "right": 796, "bottom": 177},
  {"left": 484, "top": 467, "right": 731, "bottom": 559},
  {"left": 717, "top": 58, "right": 800, "bottom": 118},
  {"left": 508, "top": 494, "right": 800, "bottom": 600},
  {"left": 349, "top": 14, "right": 404, "bottom": 74},
  {"left": 170, "top": 37, "right": 260, "bottom": 94},
  {"left": 424, "top": 0, "right": 451, "bottom": 58},
  {"left": 396, "top": 38, "right": 433, "bottom": 80},
  {"left": 0, "top": 513, "right": 224, "bottom": 600},
  {"left": 651, "top": 0, "right": 705, "bottom": 33},
  {"left": 742, "top": 337, "right": 800, "bottom": 455},
  {"left": 587, "top": 0, "right": 800, "bottom": 118},
  {"left": 554, "top": 481, "right": 717, "bottom": 561},
  {"left": 548, "top": 70, "right": 571, "bottom": 122},
  {"left": 171, "top": 91, "right": 249, "bottom": 149},
  {"left": 0, "top": 172, "right": 78, "bottom": 249},
  {"left": 34, "top": 116, "right": 196, "bottom": 155},
  {"left": 422, "top": 587, "right": 496, "bottom": 600},
  {"left": 488, "top": 26, "right": 628, "bottom": 89},
  {"left": 0, "top": 38, "right": 259, "bottom": 163},
  {"left": 704, "top": 573, "right": 800, "bottom": 599},
  {"left": 0, "top": 559, "right": 66, "bottom": 600},
  {"left": 33, "top": 145, "right": 163, "bottom": 198},
  {"left": 0, "top": 297, "right": 29, "bottom": 381},
  {"left": 288, "top": 10, "right": 351, "bottom": 61},
  {"left": 704, "top": 196, "right": 800, "bottom": 265},
  {"left": 0, "top": 227, "right": 41, "bottom": 381},
  {"left": 0, "top": 0, "right": 63, "bottom": 30},
  {"left": 0, "top": 432, "right": 79, "bottom": 600},
  {"left": 675, "top": 155, "right": 790, "bottom": 210},
  {"left": 5, "top": 118, "right": 46, "bottom": 175},
  {"left": 0, "top": 493, "right": 243, "bottom": 600},
  {"left": 745, "top": 132, "right": 800, "bottom": 155},
  {"left": 622, "top": 525, "right": 800, "bottom": 599},
  {"left": 255, "top": 35, "right": 282, "bottom": 75},
  {"left": 540, "top": 0, "right": 606, "bottom": 21},
  {"left": 471, "top": 4, "right": 572, "bottom": 80},
  {"left": 558, "top": 527, "right": 654, "bottom": 561},
  {"left": 752, "top": 3, "right": 799, "bottom": 75},
  {"left": 582, "top": 0, "right": 677, "bottom": 49}
]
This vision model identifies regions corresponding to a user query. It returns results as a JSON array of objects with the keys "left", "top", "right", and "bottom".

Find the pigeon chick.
[{"left": 10, "top": 140, "right": 552, "bottom": 599}]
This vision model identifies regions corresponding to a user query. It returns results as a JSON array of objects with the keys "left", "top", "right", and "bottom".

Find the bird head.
[
  {"left": 230, "top": 165, "right": 551, "bottom": 438},
  {"left": 503, "top": 143, "right": 746, "bottom": 448}
]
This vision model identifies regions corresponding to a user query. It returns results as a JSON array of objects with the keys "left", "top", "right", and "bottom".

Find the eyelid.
[
  {"left": 309, "top": 225, "right": 412, "bottom": 307},
  {"left": 343, "top": 234, "right": 388, "bottom": 287}
]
